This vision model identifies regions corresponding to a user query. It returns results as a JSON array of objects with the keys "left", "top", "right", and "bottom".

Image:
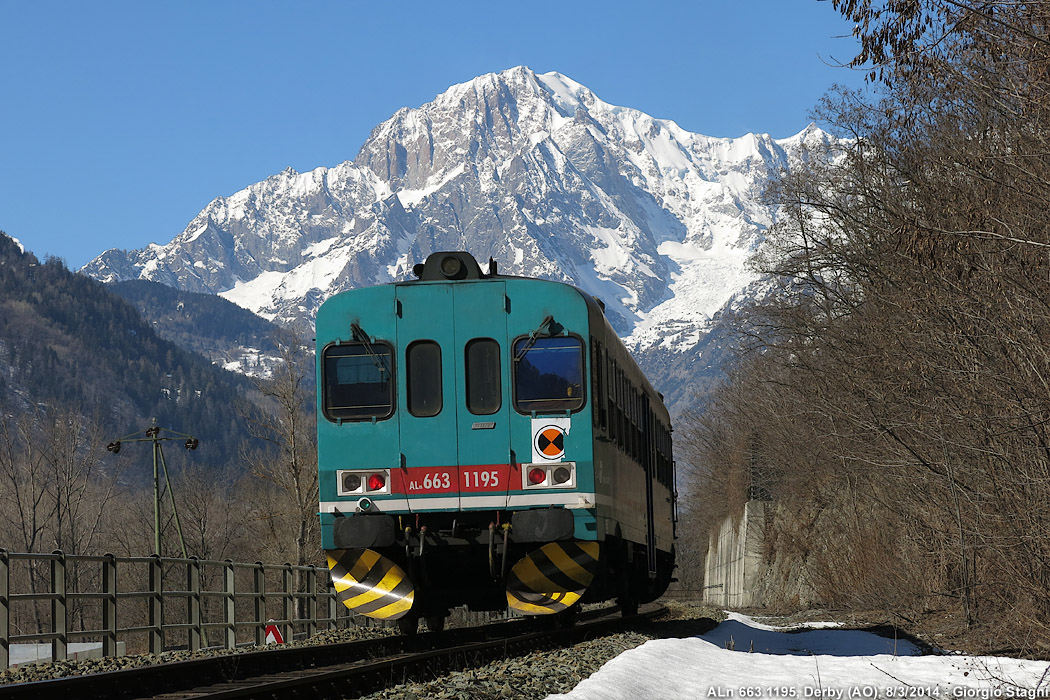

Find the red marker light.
[
  {"left": 368, "top": 473, "right": 386, "bottom": 491},
  {"left": 528, "top": 468, "right": 547, "bottom": 485}
]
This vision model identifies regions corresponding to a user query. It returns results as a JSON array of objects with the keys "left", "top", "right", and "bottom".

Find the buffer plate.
[
  {"left": 326, "top": 548, "right": 415, "bottom": 620},
  {"left": 506, "top": 540, "right": 600, "bottom": 615}
]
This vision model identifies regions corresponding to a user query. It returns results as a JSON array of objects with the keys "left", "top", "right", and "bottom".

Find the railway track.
[{"left": 0, "top": 604, "right": 666, "bottom": 699}]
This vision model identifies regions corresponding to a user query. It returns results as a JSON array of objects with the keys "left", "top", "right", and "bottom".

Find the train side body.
[{"left": 316, "top": 252, "right": 674, "bottom": 624}]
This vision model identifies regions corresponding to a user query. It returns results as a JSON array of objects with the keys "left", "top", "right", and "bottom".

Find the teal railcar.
[{"left": 317, "top": 251, "right": 675, "bottom": 631}]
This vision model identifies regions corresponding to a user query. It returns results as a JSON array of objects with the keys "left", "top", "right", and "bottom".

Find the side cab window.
[
  {"left": 513, "top": 336, "right": 585, "bottom": 414},
  {"left": 321, "top": 342, "right": 395, "bottom": 421}
]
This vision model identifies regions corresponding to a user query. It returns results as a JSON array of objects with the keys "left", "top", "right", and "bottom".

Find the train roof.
[
  {"left": 320, "top": 250, "right": 667, "bottom": 421},
  {"left": 397, "top": 250, "right": 608, "bottom": 312}
]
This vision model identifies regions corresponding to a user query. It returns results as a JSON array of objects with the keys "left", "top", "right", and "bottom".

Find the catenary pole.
[{"left": 106, "top": 424, "right": 199, "bottom": 556}]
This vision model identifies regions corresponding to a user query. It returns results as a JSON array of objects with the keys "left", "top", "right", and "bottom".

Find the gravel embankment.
[
  {"left": 0, "top": 601, "right": 721, "bottom": 696},
  {"left": 357, "top": 602, "right": 722, "bottom": 700},
  {"left": 0, "top": 623, "right": 395, "bottom": 685}
]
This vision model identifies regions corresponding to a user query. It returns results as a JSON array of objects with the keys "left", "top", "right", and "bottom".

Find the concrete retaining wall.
[{"left": 703, "top": 500, "right": 766, "bottom": 608}]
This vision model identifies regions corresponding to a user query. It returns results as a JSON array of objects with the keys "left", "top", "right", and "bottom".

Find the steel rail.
[{"left": 0, "top": 605, "right": 665, "bottom": 700}]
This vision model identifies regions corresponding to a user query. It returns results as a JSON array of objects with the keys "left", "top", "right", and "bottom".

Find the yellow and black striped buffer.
[
  {"left": 325, "top": 548, "right": 414, "bottom": 620},
  {"left": 506, "top": 540, "right": 600, "bottom": 615}
]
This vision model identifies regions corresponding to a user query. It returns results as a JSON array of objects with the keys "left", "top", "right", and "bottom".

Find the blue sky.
[{"left": 1, "top": 1, "right": 864, "bottom": 270}]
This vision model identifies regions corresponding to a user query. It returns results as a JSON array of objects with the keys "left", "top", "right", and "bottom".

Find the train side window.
[
  {"left": 618, "top": 369, "right": 627, "bottom": 452},
  {"left": 322, "top": 342, "right": 394, "bottom": 421},
  {"left": 626, "top": 386, "right": 633, "bottom": 446},
  {"left": 407, "top": 340, "right": 442, "bottom": 417},
  {"left": 663, "top": 426, "right": 671, "bottom": 483},
  {"left": 513, "top": 336, "right": 585, "bottom": 414},
  {"left": 655, "top": 424, "right": 665, "bottom": 484},
  {"left": 613, "top": 364, "right": 624, "bottom": 450},
  {"left": 466, "top": 338, "right": 502, "bottom": 415},
  {"left": 658, "top": 425, "right": 671, "bottom": 485},
  {"left": 598, "top": 346, "right": 608, "bottom": 430},
  {"left": 631, "top": 400, "right": 639, "bottom": 462},
  {"left": 590, "top": 339, "right": 602, "bottom": 429},
  {"left": 659, "top": 425, "right": 673, "bottom": 486}
]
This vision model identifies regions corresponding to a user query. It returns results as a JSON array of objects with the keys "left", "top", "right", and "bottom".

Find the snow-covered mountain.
[{"left": 82, "top": 66, "right": 831, "bottom": 413}]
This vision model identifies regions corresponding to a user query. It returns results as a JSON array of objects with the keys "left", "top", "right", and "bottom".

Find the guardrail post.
[
  {"left": 187, "top": 557, "right": 201, "bottom": 652},
  {"left": 328, "top": 583, "right": 338, "bottom": 631},
  {"left": 253, "top": 563, "right": 265, "bottom": 646},
  {"left": 1, "top": 549, "right": 9, "bottom": 668},
  {"left": 51, "top": 550, "right": 67, "bottom": 661},
  {"left": 101, "top": 553, "right": 117, "bottom": 657},
  {"left": 148, "top": 555, "right": 163, "bottom": 654},
  {"left": 282, "top": 564, "right": 293, "bottom": 644},
  {"left": 305, "top": 565, "right": 318, "bottom": 638},
  {"left": 223, "top": 560, "right": 235, "bottom": 649}
]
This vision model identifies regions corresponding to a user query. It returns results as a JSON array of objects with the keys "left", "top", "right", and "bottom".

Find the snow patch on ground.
[
  {"left": 548, "top": 613, "right": 1050, "bottom": 700},
  {"left": 220, "top": 347, "right": 284, "bottom": 379}
]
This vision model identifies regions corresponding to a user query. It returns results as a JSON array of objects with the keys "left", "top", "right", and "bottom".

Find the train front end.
[{"left": 316, "top": 252, "right": 602, "bottom": 627}]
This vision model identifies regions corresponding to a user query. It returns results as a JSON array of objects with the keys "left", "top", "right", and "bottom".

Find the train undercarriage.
[{"left": 324, "top": 510, "right": 673, "bottom": 631}]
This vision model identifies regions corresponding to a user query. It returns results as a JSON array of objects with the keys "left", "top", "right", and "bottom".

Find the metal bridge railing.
[{"left": 0, "top": 549, "right": 367, "bottom": 668}]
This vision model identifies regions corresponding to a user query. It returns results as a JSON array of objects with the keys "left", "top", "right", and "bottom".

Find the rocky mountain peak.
[{"left": 80, "top": 66, "right": 830, "bottom": 412}]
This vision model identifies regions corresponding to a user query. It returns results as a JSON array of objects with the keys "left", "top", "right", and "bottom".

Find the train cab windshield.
[
  {"left": 513, "top": 336, "right": 585, "bottom": 413},
  {"left": 322, "top": 342, "right": 394, "bottom": 420}
]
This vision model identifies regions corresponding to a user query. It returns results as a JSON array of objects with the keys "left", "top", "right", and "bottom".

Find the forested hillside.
[
  {"left": 109, "top": 279, "right": 284, "bottom": 376},
  {"left": 684, "top": 1, "right": 1050, "bottom": 656},
  {"left": 0, "top": 232, "right": 317, "bottom": 567},
  {"left": 0, "top": 232, "right": 253, "bottom": 453}
]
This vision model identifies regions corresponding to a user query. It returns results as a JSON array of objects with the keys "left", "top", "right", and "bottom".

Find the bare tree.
[
  {"left": 241, "top": 332, "right": 319, "bottom": 568},
  {"left": 0, "top": 404, "right": 123, "bottom": 633},
  {"left": 175, "top": 463, "right": 249, "bottom": 562},
  {"left": 686, "top": 1, "right": 1050, "bottom": 652},
  {"left": 0, "top": 412, "right": 51, "bottom": 553}
]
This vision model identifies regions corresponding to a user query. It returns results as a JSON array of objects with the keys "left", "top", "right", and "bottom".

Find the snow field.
[{"left": 547, "top": 613, "right": 1050, "bottom": 700}]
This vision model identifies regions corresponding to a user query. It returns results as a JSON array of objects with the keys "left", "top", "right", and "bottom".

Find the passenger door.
[
  {"left": 453, "top": 282, "right": 511, "bottom": 509},
  {"left": 394, "top": 284, "right": 460, "bottom": 511}
]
